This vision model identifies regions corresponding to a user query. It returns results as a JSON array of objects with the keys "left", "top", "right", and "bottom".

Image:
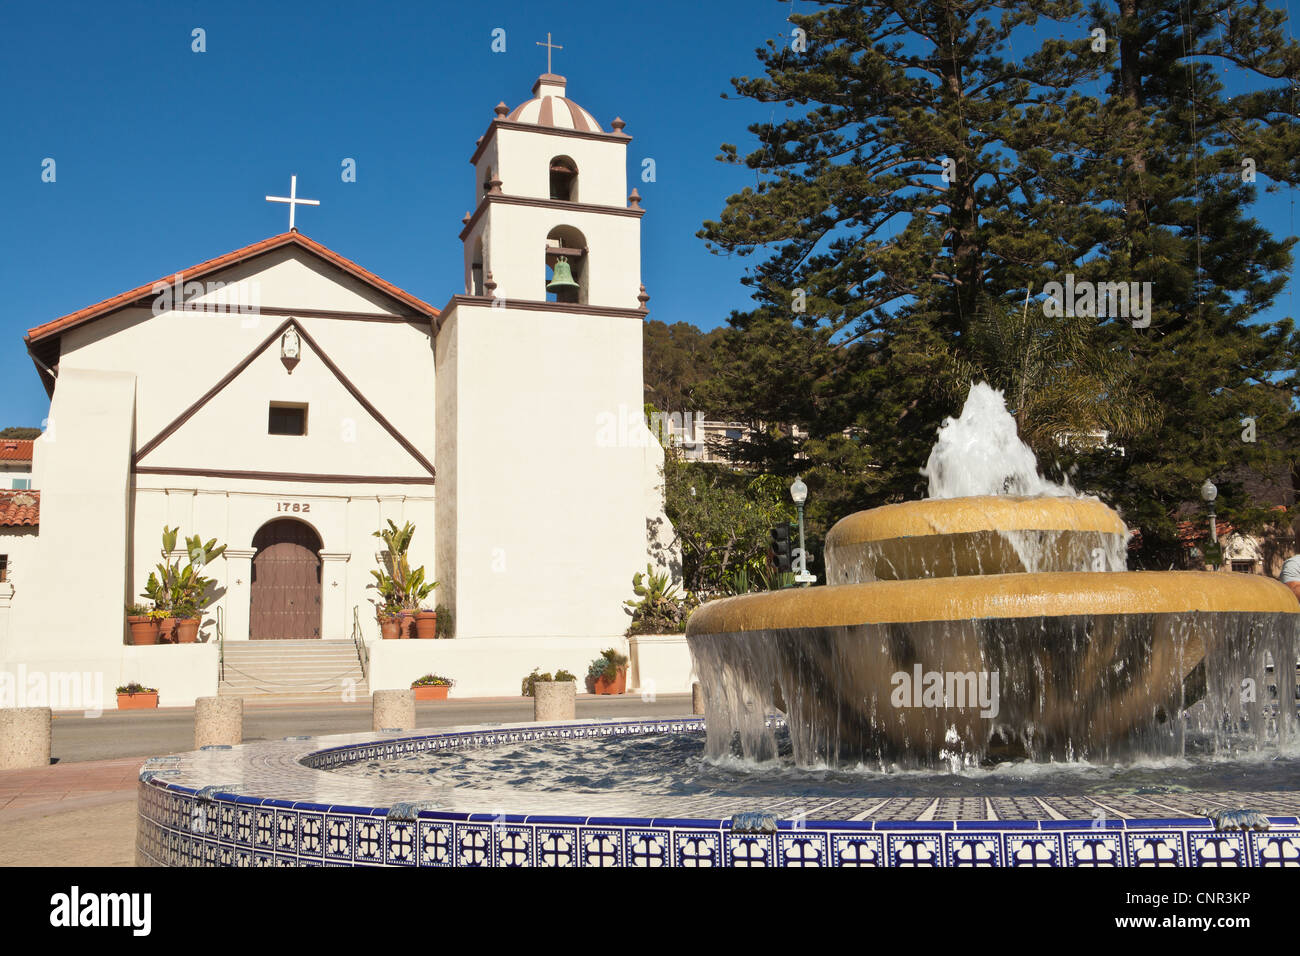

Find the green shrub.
[{"left": 522, "top": 667, "right": 578, "bottom": 696}]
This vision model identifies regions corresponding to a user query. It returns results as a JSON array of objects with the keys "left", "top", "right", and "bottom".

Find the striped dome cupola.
[{"left": 506, "top": 74, "right": 603, "bottom": 133}]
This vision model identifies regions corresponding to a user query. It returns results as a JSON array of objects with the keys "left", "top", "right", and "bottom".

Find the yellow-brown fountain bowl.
[
  {"left": 824, "top": 495, "right": 1130, "bottom": 582},
  {"left": 687, "top": 571, "right": 1299, "bottom": 764}
]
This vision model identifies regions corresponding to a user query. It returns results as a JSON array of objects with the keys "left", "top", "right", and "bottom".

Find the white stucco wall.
[
  {"left": 436, "top": 300, "right": 649, "bottom": 642},
  {"left": 55, "top": 247, "right": 436, "bottom": 457},
  {"left": 0, "top": 526, "right": 39, "bottom": 650},
  {"left": 481, "top": 126, "right": 628, "bottom": 208},
  {"left": 3, "top": 369, "right": 137, "bottom": 699}
]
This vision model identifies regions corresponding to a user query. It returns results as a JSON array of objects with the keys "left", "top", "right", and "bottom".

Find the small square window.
[
  {"left": 0, "top": 555, "right": 8, "bottom": 583},
  {"left": 10, "top": 478, "right": 30, "bottom": 490},
  {"left": 269, "top": 403, "right": 308, "bottom": 436}
]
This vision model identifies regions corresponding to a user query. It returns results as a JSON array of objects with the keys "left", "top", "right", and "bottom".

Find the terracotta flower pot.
[
  {"left": 126, "top": 616, "right": 160, "bottom": 646},
  {"left": 398, "top": 610, "right": 415, "bottom": 639},
  {"left": 157, "top": 617, "right": 178, "bottom": 644},
  {"left": 175, "top": 617, "right": 200, "bottom": 644},
  {"left": 412, "top": 684, "right": 449, "bottom": 701},
  {"left": 117, "top": 692, "right": 158, "bottom": 710},
  {"left": 592, "top": 667, "right": 627, "bottom": 696},
  {"left": 414, "top": 611, "right": 437, "bottom": 639},
  {"left": 380, "top": 618, "right": 401, "bottom": 640}
]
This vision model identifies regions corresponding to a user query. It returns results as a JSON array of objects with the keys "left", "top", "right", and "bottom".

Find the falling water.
[{"left": 689, "top": 382, "right": 1300, "bottom": 769}]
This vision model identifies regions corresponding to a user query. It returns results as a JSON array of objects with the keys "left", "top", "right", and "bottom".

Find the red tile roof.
[
  {"left": 0, "top": 440, "right": 33, "bottom": 462},
  {"left": 25, "top": 232, "right": 440, "bottom": 345},
  {"left": 0, "top": 491, "right": 39, "bottom": 527},
  {"left": 1177, "top": 519, "right": 1234, "bottom": 544}
]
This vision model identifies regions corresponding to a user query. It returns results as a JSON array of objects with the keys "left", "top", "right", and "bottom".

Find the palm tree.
[{"left": 938, "top": 289, "right": 1160, "bottom": 453}]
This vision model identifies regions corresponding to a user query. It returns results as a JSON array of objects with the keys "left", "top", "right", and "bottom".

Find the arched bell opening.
[
  {"left": 545, "top": 225, "right": 587, "bottom": 305},
  {"left": 470, "top": 235, "right": 486, "bottom": 296},
  {"left": 549, "top": 156, "right": 578, "bottom": 201}
]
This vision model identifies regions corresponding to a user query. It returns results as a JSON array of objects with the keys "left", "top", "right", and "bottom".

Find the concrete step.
[
  {"left": 219, "top": 680, "right": 368, "bottom": 693},
  {"left": 221, "top": 641, "right": 356, "bottom": 650},
  {"left": 220, "top": 691, "right": 372, "bottom": 706},
  {"left": 219, "top": 672, "right": 365, "bottom": 685},
  {"left": 220, "top": 660, "right": 362, "bottom": 670},
  {"left": 219, "top": 670, "right": 365, "bottom": 684},
  {"left": 217, "top": 640, "right": 367, "bottom": 700}
]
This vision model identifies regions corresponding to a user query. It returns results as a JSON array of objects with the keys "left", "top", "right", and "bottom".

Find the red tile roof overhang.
[
  {"left": 0, "top": 440, "right": 34, "bottom": 462},
  {"left": 0, "top": 491, "right": 39, "bottom": 528},
  {"left": 23, "top": 232, "right": 440, "bottom": 396}
]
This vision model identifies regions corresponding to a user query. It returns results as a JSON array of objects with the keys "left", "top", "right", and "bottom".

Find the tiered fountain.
[{"left": 688, "top": 384, "right": 1299, "bottom": 769}]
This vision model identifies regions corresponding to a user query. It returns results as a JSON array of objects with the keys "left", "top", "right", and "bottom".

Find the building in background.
[{"left": 0, "top": 440, "right": 33, "bottom": 489}]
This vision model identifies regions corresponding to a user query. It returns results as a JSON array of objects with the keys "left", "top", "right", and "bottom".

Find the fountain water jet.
[{"left": 687, "top": 384, "right": 1300, "bottom": 768}]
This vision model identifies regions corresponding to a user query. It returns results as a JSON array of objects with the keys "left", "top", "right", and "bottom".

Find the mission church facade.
[{"left": 0, "top": 70, "right": 687, "bottom": 705}]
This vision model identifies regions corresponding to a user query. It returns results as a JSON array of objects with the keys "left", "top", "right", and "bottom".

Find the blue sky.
[
  {"left": 2, "top": 1, "right": 1298, "bottom": 427},
  {"left": 0, "top": 0, "right": 781, "bottom": 425}
]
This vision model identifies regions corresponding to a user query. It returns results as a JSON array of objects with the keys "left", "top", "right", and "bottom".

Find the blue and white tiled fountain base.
[{"left": 135, "top": 717, "right": 1300, "bottom": 867}]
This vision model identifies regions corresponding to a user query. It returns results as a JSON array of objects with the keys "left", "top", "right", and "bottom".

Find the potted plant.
[
  {"left": 141, "top": 526, "right": 225, "bottom": 645},
  {"left": 413, "top": 600, "right": 437, "bottom": 639},
  {"left": 125, "top": 604, "right": 160, "bottom": 645},
  {"left": 624, "top": 564, "right": 692, "bottom": 636},
  {"left": 411, "top": 674, "right": 454, "bottom": 700},
  {"left": 378, "top": 605, "right": 403, "bottom": 640},
  {"left": 521, "top": 668, "right": 577, "bottom": 697},
  {"left": 370, "top": 520, "right": 438, "bottom": 639},
  {"left": 173, "top": 600, "right": 200, "bottom": 643},
  {"left": 116, "top": 682, "right": 159, "bottom": 709},
  {"left": 587, "top": 648, "right": 629, "bottom": 695}
]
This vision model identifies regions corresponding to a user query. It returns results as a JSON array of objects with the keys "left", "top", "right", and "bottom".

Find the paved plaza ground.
[{"left": 0, "top": 693, "right": 692, "bottom": 866}]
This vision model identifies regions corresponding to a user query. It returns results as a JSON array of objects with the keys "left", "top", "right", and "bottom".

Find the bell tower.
[
  {"left": 458, "top": 71, "right": 644, "bottom": 309},
  {"left": 435, "top": 67, "right": 663, "bottom": 647}
]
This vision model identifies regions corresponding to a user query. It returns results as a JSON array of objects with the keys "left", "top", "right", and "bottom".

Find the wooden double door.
[{"left": 249, "top": 519, "right": 322, "bottom": 640}]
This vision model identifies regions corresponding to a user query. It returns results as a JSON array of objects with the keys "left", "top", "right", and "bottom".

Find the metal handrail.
[
  {"left": 216, "top": 604, "right": 225, "bottom": 683},
  {"left": 352, "top": 605, "right": 369, "bottom": 679}
]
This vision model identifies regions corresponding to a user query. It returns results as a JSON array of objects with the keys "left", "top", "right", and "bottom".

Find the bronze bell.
[{"left": 547, "top": 256, "right": 580, "bottom": 295}]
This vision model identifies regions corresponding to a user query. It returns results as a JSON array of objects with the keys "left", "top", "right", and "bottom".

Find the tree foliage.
[{"left": 694, "top": 0, "right": 1300, "bottom": 565}]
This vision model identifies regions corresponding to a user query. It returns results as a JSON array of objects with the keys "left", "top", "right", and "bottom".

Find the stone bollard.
[
  {"left": 692, "top": 682, "right": 705, "bottom": 716},
  {"left": 194, "top": 696, "right": 243, "bottom": 749},
  {"left": 0, "top": 707, "right": 52, "bottom": 769},
  {"left": 373, "top": 689, "right": 415, "bottom": 732},
  {"left": 534, "top": 682, "right": 576, "bottom": 721}
]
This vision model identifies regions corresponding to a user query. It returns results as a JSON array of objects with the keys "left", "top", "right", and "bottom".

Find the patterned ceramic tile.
[
  {"left": 134, "top": 715, "right": 1300, "bottom": 868},
  {"left": 579, "top": 828, "right": 623, "bottom": 867},
  {"left": 1249, "top": 830, "right": 1300, "bottom": 867},
  {"left": 945, "top": 832, "right": 1004, "bottom": 867}
]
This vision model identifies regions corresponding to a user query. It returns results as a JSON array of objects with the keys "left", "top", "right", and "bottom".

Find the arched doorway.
[{"left": 249, "top": 519, "right": 322, "bottom": 640}]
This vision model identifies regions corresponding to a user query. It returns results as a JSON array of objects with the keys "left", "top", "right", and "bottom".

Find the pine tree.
[
  {"left": 1059, "top": 0, "right": 1300, "bottom": 565},
  {"left": 701, "top": 0, "right": 1300, "bottom": 557}
]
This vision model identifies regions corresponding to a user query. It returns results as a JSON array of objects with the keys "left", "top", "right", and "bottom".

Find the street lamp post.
[
  {"left": 1200, "top": 478, "right": 1220, "bottom": 570},
  {"left": 789, "top": 477, "right": 816, "bottom": 586}
]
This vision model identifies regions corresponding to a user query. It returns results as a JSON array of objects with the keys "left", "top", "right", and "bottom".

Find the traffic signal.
[{"left": 770, "top": 522, "right": 793, "bottom": 574}]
